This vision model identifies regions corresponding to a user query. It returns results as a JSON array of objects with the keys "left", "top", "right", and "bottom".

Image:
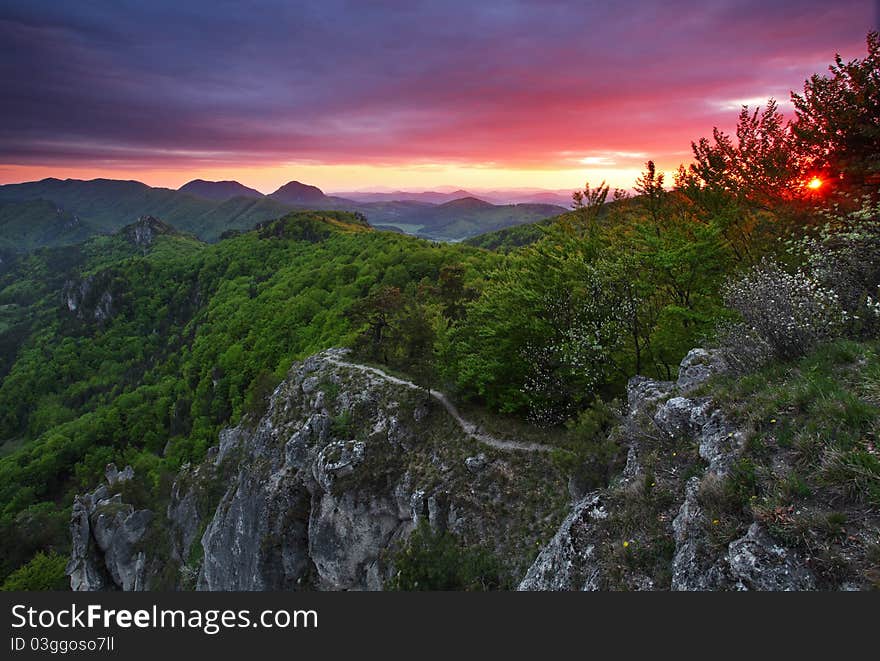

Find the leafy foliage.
[
  {"left": 0, "top": 211, "right": 480, "bottom": 584},
  {"left": 723, "top": 260, "right": 845, "bottom": 360},
  {"left": 0, "top": 551, "right": 69, "bottom": 591},
  {"left": 792, "top": 31, "right": 880, "bottom": 197},
  {"left": 387, "top": 523, "right": 507, "bottom": 590}
]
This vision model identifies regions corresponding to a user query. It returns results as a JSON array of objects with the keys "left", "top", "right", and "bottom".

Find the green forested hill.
[
  {"left": 0, "top": 200, "right": 97, "bottom": 253},
  {"left": 0, "top": 178, "right": 565, "bottom": 251},
  {"left": 0, "top": 209, "right": 492, "bottom": 582},
  {"left": 0, "top": 178, "right": 216, "bottom": 234}
]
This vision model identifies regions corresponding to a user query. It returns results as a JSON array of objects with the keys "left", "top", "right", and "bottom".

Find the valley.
[{"left": 0, "top": 177, "right": 569, "bottom": 252}]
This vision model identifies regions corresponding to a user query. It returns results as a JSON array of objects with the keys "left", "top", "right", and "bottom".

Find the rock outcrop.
[
  {"left": 62, "top": 275, "right": 114, "bottom": 322},
  {"left": 67, "top": 464, "right": 152, "bottom": 591},
  {"left": 518, "top": 493, "right": 608, "bottom": 591},
  {"left": 519, "top": 348, "right": 817, "bottom": 591},
  {"left": 70, "top": 345, "right": 838, "bottom": 592},
  {"left": 121, "top": 215, "right": 178, "bottom": 250},
  {"left": 69, "top": 349, "right": 567, "bottom": 591}
]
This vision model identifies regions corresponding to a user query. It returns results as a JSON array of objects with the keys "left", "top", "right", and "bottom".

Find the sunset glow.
[
  {"left": 808, "top": 177, "right": 824, "bottom": 190},
  {"left": 0, "top": 1, "right": 874, "bottom": 191}
]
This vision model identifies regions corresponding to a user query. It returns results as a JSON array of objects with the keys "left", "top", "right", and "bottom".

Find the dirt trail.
[{"left": 325, "top": 357, "right": 551, "bottom": 453}]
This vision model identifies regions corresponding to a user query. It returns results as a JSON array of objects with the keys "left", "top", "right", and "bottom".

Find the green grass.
[{"left": 711, "top": 339, "right": 880, "bottom": 586}]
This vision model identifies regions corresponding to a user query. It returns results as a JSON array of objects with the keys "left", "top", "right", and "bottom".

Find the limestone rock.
[
  {"left": 64, "top": 348, "right": 568, "bottom": 592},
  {"left": 518, "top": 493, "right": 607, "bottom": 591},
  {"left": 676, "top": 348, "right": 728, "bottom": 391},
  {"left": 66, "top": 477, "right": 154, "bottom": 591},
  {"left": 727, "top": 524, "right": 815, "bottom": 591}
]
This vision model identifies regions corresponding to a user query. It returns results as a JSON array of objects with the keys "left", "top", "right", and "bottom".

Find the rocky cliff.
[
  {"left": 68, "top": 348, "right": 569, "bottom": 590},
  {"left": 68, "top": 346, "right": 878, "bottom": 591}
]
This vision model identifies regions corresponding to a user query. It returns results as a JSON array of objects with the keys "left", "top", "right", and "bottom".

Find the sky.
[{"left": 0, "top": 0, "right": 876, "bottom": 193}]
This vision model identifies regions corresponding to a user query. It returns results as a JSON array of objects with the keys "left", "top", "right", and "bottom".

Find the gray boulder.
[
  {"left": 727, "top": 524, "right": 815, "bottom": 591},
  {"left": 676, "top": 348, "right": 728, "bottom": 391}
]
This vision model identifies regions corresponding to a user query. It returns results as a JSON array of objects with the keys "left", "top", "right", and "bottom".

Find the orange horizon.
[{"left": 0, "top": 160, "right": 684, "bottom": 195}]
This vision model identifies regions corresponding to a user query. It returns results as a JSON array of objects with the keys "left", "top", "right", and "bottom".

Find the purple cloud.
[{"left": 0, "top": 0, "right": 874, "bottom": 173}]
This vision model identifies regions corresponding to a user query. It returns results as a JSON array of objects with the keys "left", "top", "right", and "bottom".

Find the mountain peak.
[
  {"left": 438, "top": 196, "right": 493, "bottom": 210},
  {"left": 269, "top": 181, "right": 327, "bottom": 205},
  {"left": 120, "top": 215, "right": 179, "bottom": 249},
  {"left": 179, "top": 179, "right": 263, "bottom": 201}
]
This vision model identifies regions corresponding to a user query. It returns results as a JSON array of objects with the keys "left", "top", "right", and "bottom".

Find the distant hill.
[
  {"left": 0, "top": 178, "right": 291, "bottom": 249},
  {"left": 178, "top": 179, "right": 263, "bottom": 201},
  {"left": 436, "top": 196, "right": 494, "bottom": 211},
  {"left": 471, "top": 189, "right": 574, "bottom": 206},
  {"left": 510, "top": 191, "right": 573, "bottom": 206},
  {"left": 0, "top": 199, "right": 96, "bottom": 252},
  {"left": 332, "top": 189, "right": 478, "bottom": 204},
  {"left": 0, "top": 178, "right": 567, "bottom": 251},
  {"left": 464, "top": 216, "right": 558, "bottom": 251},
  {"left": 464, "top": 200, "right": 634, "bottom": 251},
  {"left": 335, "top": 188, "right": 574, "bottom": 206},
  {"left": 188, "top": 196, "right": 297, "bottom": 241},
  {"left": 0, "top": 178, "right": 216, "bottom": 235},
  {"left": 269, "top": 181, "right": 330, "bottom": 205},
  {"left": 398, "top": 199, "right": 567, "bottom": 240}
]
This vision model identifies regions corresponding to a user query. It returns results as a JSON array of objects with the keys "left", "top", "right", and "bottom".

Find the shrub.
[
  {"left": 1, "top": 551, "right": 69, "bottom": 591},
  {"left": 386, "top": 523, "right": 506, "bottom": 591},
  {"left": 556, "top": 399, "right": 624, "bottom": 491},
  {"left": 713, "top": 320, "right": 774, "bottom": 372},
  {"left": 243, "top": 370, "right": 278, "bottom": 419},
  {"left": 793, "top": 200, "right": 880, "bottom": 339},
  {"left": 723, "top": 259, "right": 844, "bottom": 360}
]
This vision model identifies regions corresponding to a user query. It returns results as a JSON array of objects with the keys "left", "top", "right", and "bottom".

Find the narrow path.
[{"left": 324, "top": 357, "right": 552, "bottom": 453}]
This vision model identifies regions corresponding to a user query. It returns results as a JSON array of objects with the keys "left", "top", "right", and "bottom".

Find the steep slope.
[
  {"left": 67, "top": 340, "right": 880, "bottom": 591},
  {"left": 178, "top": 179, "right": 264, "bottom": 201},
  {"left": 0, "top": 210, "right": 490, "bottom": 586}
]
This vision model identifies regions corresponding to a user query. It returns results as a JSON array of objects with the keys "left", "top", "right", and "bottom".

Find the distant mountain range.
[
  {"left": 333, "top": 188, "right": 574, "bottom": 207},
  {"left": 0, "top": 177, "right": 568, "bottom": 253},
  {"left": 331, "top": 189, "right": 478, "bottom": 205}
]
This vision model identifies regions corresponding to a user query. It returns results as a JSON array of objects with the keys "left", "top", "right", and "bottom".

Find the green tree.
[
  {"left": 387, "top": 523, "right": 505, "bottom": 591},
  {"left": 634, "top": 160, "right": 667, "bottom": 230},
  {"left": 434, "top": 264, "right": 476, "bottom": 322},
  {"left": 395, "top": 292, "right": 437, "bottom": 394},
  {"left": 676, "top": 100, "right": 802, "bottom": 262},
  {"left": 347, "top": 286, "right": 404, "bottom": 363},
  {"left": 792, "top": 31, "right": 880, "bottom": 198}
]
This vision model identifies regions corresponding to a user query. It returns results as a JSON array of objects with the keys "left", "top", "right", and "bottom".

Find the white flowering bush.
[
  {"left": 789, "top": 197, "right": 880, "bottom": 339},
  {"left": 723, "top": 260, "right": 845, "bottom": 360},
  {"left": 521, "top": 267, "right": 635, "bottom": 426}
]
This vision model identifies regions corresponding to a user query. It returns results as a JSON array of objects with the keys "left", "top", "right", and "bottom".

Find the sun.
[{"left": 807, "top": 177, "right": 823, "bottom": 190}]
